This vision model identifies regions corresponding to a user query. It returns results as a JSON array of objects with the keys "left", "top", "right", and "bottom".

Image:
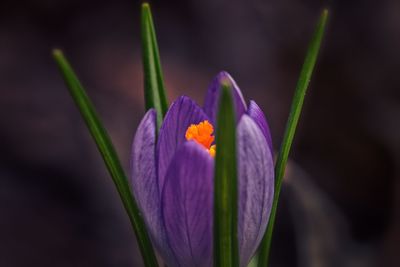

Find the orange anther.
[{"left": 185, "top": 120, "right": 216, "bottom": 156}]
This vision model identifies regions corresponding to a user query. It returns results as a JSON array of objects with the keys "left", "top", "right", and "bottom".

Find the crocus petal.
[
  {"left": 130, "top": 109, "right": 177, "bottom": 266},
  {"left": 157, "top": 96, "right": 208, "bottom": 193},
  {"left": 237, "top": 115, "right": 274, "bottom": 267},
  {"left": 203, "top": 71, "right": 247, "bottom": 124},
  {"left": 130, "top": 109, "right": 159, "bottom": 236},
  {"left": 162, "top": 141, "right": 214, "bottom": 267},
  {"left": 247, "top": 100, "right": 273, "bottom": 152}
]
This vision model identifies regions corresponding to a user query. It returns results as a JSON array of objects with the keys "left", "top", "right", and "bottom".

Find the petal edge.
[
  {"left": 247, "top": 100, "right": 273, "bottom": 152},
  {"left": 203, "top": 71, "right": 247, "bottom": 124}
]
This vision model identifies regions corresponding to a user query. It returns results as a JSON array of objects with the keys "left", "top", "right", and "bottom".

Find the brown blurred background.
[{"left": 0, "top": 0, "right": 399, "bottom": 266}]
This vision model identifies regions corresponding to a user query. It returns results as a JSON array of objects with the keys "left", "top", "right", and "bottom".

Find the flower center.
[{"left": 185, "top": 120, "right": 216, "bottom": 157}]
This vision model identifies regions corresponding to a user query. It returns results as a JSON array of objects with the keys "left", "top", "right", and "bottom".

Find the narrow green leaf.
[
  {"left": 257, "top": 9, "right": 329, "bottom": 267},
  {"left": 214, "top": 81, "right": 239, "bottom": 267},
  {"left": 141, "top": 3, "right": 168, "bottom": 129},
  {"left": 52, "top": 49, "right": 159, "bottom": 267},
  {"left": 247, "top": 254, "right": 259, "bottom": 267}
]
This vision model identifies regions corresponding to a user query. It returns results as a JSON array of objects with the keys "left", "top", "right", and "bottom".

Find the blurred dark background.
[{"left": 1, "top": 0, "right": 399, "bottom": 266}]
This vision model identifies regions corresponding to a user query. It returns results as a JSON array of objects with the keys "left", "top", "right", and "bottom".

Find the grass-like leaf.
[
  {"left": 52, "top": 50, "right": 159, "bottom": 267},
  {"left": 257, "top": 9, "right": 329, "bottom": 267},
  {"left": 141, "top": 3, "right": 169, "bottom": 130},
  {"left": 214, "top": 81, "right": 239, "bottom": 267}
]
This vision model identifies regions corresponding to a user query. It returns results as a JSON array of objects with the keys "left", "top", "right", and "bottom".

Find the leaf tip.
[
  {"left": 321, "top": 8, "right": 329, "bottom": 22},
  {"left": 220, "top": 77, "right": 233, "bottom": 92},
  {"left": 141, "top": 2, "right": 150, "bottom": 12},
  {"left": 52, "top": 48, "right": 63, "bottom": 58}
]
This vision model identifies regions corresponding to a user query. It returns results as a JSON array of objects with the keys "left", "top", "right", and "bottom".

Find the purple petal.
[
  {"left": 247, "top": 100, "right": 273, "bottom": 152},
  {"left": 162, "top": 141, "right": 214, "bottom": 267},
  {"left": 157, "top": 96, "right": 209, "bottom": 194},
  {"left": 130, "top": 109, "right": 159, "bottom": 236},
  {"left": 203, "top": 71, "right": 247, "bottom": 124},
  {"left": 237, "top": 115, "right": 274, "bottom": 267},
  {"left": 130, "top": 109, "right": 177, "bottom": 266}
]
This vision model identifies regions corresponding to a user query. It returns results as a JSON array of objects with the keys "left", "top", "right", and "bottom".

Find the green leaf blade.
[
  {"left": 141, "top": 3, "right": 169, "bottom": 130},
  {"left": 257, "top": 9, "right": 329, "bottom": 267},
  {"left": 214, "top": 82, "right": 239, "bottom": 267},
  {"left": 52, "top": 49, "right": 159, "bottom": 267}
]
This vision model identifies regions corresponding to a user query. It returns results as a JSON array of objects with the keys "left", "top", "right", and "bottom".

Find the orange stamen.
[{"left": 185, "top": 120, "right": 216, "bottom": 156}]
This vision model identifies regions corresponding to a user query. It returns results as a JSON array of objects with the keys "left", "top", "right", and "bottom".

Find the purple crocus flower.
[{"left": 130, "top": 71, "right": 274, "bottom": 267}]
